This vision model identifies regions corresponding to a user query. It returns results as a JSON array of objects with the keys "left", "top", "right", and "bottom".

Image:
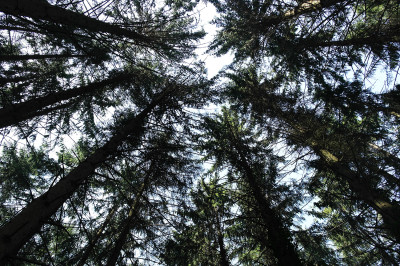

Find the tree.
[
  {"left": 209, "top": 0, "right": 400, "bottom": 83},
  {"left": 1, "top": 0, "right": 400, "bottom": 264},
  {"left": 162, "top": 177, "right": 232, "bottom": 266},
  {"left": 198, "top": 107, "right": 302, "bottom": 265},
  {"left": 0, "top": 63, "right": 210, "bottom": 263},
  {"left": 0, "top": 0, "right": 204, "bottom": 61},
  {"left": 220, "top": 64, "right": 400, "bottom": 261}
]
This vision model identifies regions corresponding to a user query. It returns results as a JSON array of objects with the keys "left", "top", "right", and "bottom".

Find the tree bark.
[
  {"left": 0, "top": 88, "right": 171, "bottom": 263},
  {"left": 260, "top": 0, "right": 348, "bottom": 30},
  {"left": 0, "top": 71, "right": 134, "bottom": 128},
  {"left": 0, "top": 0, "right": 150, "bottom": 43}
]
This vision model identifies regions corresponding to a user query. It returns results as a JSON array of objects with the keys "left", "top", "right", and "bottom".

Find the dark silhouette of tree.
[
  {"left": 1, "top": 0, "right": 400, "bottom": 264},
  {"left": 162, "top": 177, "right": 232, "bottom": 265},
  {"left": 198, "top": 107, "right": 302, "bottom": 265},
  {"left": 220, "top": 64, "right": 400, "bottom": 261}
]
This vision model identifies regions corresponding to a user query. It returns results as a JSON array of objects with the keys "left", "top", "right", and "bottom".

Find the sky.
[{"left": 194, "top": 2, "right": 234, "bottom": 78}]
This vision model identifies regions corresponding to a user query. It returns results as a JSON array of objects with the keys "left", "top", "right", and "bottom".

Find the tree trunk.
[
  {"left": 226, "top": 124, "right": 302, "bottom": 265},
  {"left": 313, "top": 146, "right": 400, "bottom": 242},
  {"left": 0, "top": 0, "right": 150, "bottom": 43},
  {"left": 297, "top": 23, "right": 400, "bottom": 49},
  {"left": 0, "top": 71, "right": 134, "bottom": 128},
  {"left": 215, "top": 212, "right": 230, "bottom": 266},
  {"left": 0, "top": 88, "right": 171, "bottom": 263},
  {"left": 106, "top": 179, "right": 148, "bottom": 266},
  {"left": 250, "top": 87, "right": 400, "bottom": 242},
  {"left": 260, "top": 0, "right": 348, "bottom": 30},
  {"left": 304, "top": 35, "right": 400, "bottom": 49},
  {"left": 235, "top": 151, "right": 302, "bottom": 266},
  {"left": 76, "top": 204, "right": 119, "bottom": 266},
  {"left": 279, "top": 106, "right": 400, "bottom": 242}
]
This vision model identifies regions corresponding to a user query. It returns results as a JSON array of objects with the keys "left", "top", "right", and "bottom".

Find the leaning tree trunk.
[
  {"left": 312, "top": 145, "right": 400, "bottom": 242},
  {"left": 0, "top": 0, "right": 150, "bottom": 43},
  {"left": 0, "top": 70, "right": 134, "bottom": 128},
  {"left": 249, "top": 87, "right": 400, "bottom": 243},
  {"left": 278, "top": 103, "right": 400, "bottom": 242},
  {"left": 0, "top": 87, "right": 172, "bottom": 263},
  {"left": 301, "top": 33, "right": 400, "bottom": 49}
]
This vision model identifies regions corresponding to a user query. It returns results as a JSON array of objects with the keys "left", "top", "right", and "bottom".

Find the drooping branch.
[
  {"left": 0, "top": 0, "right": 150, "bottom": 43},
  {"left": 0, "top": 53, "right": 93, "bottom": 61}
]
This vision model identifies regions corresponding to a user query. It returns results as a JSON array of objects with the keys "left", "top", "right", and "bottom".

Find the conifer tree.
[
  {"left": 198, "top": 107, "right": 302, "bottom": 265},
  {"left": 1, "top": 0, "right": 400, "bottom": 264}
]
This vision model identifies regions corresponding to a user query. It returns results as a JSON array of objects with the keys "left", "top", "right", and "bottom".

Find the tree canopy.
[{"left": 0, "top": 0, "right": 399, "bottom": 265}]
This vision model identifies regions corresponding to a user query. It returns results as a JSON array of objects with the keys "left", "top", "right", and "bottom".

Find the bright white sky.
[{"left": 194, "top": 2, "right": 234, "bottom": 78}]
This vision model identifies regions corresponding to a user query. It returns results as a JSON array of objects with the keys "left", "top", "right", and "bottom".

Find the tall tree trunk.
[
  {"left": 0, "top": 88, "right": 171, "bottom": 263},
  {"left": 279, "top": 105, "right": 400, "bottom": 242},
  {"left": 303, "top": 35, "right": 400, "bottom": 49},
  {"left": 106, "top": 179, "right": 148, "bottom": 266},
  {"left": 234, "top": 151, "right": 302, "bottom": 266},
  {"left": 0, "top": 0, "right": 150, "bottom": 43},
  {"left": 0, "top": 71, "right": 134, "bottom": 128},
  {"left": 249, "top": 87, "right": 400, "bottom": 242},
  {"left": 312, "top": 146, "right": 400, "bottom": 242},
  {"left": 294, "top": 23, "right": 400, "bottom": 50},
  {"left": 260, "top": 0, "right": 348, "bottom": 29},
  {"left": 226, "top": 124, "right": 302, "bottom": 265},
  {"left": 76, "top": 204, "right": 119, "bottom": 266},
  {"left": 215, "top": 211, "right": 230, "bottom": 266}
]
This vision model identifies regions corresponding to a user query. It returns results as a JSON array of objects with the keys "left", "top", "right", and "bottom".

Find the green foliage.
[
  {"left": 0, "top": 0, "right": 400, "bottom": 264},
  {"left": 0, "top": 145, "right": 60, "bottom": 222}
]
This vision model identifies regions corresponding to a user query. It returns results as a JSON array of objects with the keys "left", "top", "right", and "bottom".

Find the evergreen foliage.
[{"left": 0, "top": 0, "right": 399, "bottom": 264}]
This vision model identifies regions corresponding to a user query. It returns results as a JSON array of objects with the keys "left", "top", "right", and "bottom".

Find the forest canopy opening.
[{"left": 0, "top": 0, "right": 399, "bottom": 265}]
